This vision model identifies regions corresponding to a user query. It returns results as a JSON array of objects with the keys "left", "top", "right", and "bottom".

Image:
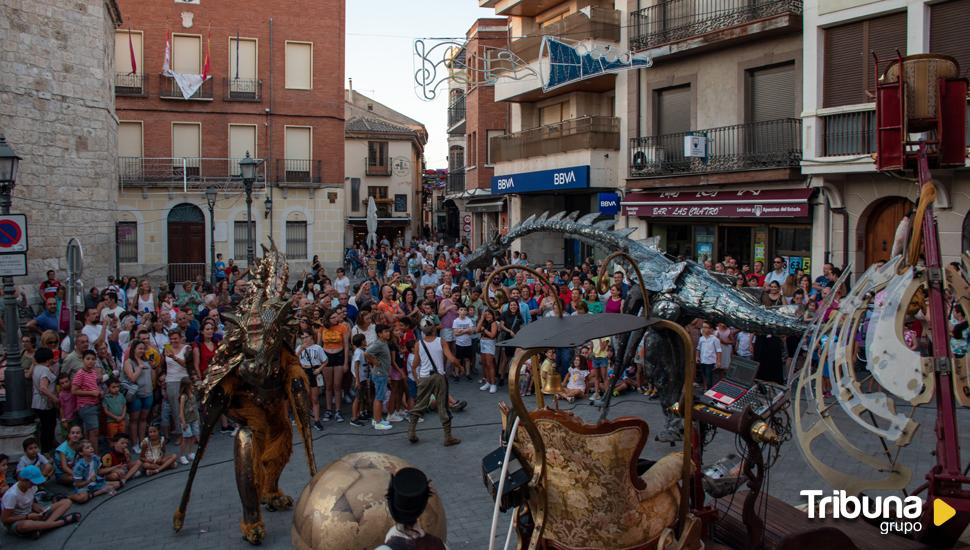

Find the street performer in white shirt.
[{"left": 408, "top": 316, "right": 462, "bottom": 447}]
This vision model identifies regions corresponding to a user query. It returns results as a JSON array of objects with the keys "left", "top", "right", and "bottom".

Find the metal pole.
[
  {"left": 208, "top": 202, "right": 216, "bottom": 286},
  {"left": 245, "top": 178, "right": 254, "bottom": 266},
  {"left": 0, "top": 183, "right": 30, "bottom": 425}
]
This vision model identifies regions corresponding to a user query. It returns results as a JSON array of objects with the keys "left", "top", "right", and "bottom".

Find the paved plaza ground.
[{"left": 6, "top": 377, "right": 970, "bottom": 549}]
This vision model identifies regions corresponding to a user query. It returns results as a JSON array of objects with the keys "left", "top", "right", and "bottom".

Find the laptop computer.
[{"left": 703, "top": 356, "right": 760, "bottom": 407}]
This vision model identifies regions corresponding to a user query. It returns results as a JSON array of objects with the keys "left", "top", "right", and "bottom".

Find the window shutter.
[
  {"left": 824, "top": 21, "right": 865, "bottom": 107},
  {"left": 931, "top": 0, "right": 970, "bottom": 80},
  {"left": 656, "top": 85, "right": 691, "bottom": 134},
  {"left": 866, "top": 12, "right": 907, "bottom": 94},
  {"left": 749, "top": 63, "right": 796, "bottom": 122}
]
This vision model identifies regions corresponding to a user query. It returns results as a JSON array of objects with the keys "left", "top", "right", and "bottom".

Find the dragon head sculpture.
[
  {"left": 221, "top": 239, "right": 298, "bottom": 388},
  {"left": 462, "top": 232, "right": 506, "bottom": 271}
]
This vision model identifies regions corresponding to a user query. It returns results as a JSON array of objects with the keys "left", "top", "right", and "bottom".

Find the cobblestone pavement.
[{"left": 7, "top": 377, "right": 970, "bottom": 549}]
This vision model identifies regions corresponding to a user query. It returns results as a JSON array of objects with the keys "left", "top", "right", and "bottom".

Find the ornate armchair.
[{"left": 511, "top": 409, "right": 682, "bottom": 550}]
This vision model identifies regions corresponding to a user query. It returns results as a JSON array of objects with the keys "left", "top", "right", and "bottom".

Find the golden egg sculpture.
[{"left": 291, "top": 452, "right": 447, "bottom": 550}]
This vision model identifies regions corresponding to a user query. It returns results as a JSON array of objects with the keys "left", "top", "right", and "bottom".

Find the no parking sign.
[{"left": 0, "top": 215, "right": 28, "bottom": 253}]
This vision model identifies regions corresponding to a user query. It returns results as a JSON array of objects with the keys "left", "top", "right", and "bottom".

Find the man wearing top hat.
[{"left": 375, "top": 467, "right": 447, "bottom": 550}]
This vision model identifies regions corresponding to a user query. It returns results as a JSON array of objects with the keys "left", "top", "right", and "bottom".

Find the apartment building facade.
[
  {"left": 444, "top": 19, "right": 511, "bottom": 249},
  {"left": 802, "top": 0, "right": 970, "bottom": 275},
  {"left": 481, "top": 0, "right": 624, "bottom": 265},
  {"left": 113, "top": 0, "right": 346, "bottom": 281},
  {"left": 344, "top": 88, "right": 428, "bottom": 247},
  {"left": 617, "top": 0, "right": 810, "bottom": 272}
]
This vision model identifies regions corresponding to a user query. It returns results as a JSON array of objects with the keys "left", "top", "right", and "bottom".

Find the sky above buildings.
[{"left": 346, "top": 0, "right": 495, "bottom": 170}]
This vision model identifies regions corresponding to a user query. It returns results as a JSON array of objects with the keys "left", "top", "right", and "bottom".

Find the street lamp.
[
  {"left": 0, "top": 135, "right": 30, "bottom": 426},
  {"left": 263, "top": 195, "right": 272, "bottom": 219},
  {"left": 205, "top": 186, "right": 217, "bottom": 286},
  {"left": 239, "top": 152, "right": 260, "bottom": 266}
]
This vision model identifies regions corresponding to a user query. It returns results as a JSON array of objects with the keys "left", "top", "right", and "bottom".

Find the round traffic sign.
[
  {"left": 0, "top": 219, "right": 22, "bottom": 248},
  {"left": 463, "top": 224, "right": 472, "bottom": 233},
  {"left": 463, "top": 214, "right": 471, "bottom": 224}
]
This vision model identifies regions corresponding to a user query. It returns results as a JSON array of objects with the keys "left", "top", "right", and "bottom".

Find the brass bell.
[{"left": 540, "top": 357, "right": 563, "bottom": 396}]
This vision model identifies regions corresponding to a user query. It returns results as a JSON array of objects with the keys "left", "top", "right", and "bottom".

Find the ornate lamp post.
[
  {"left": 239, "top": 152, "right": 260, "bottom": 266},
  {"left": 0, "top": 135, "right": 31, "bottom": 425},
  {"left": 205, "top": 186, "right": 217, "bottom": 285}
]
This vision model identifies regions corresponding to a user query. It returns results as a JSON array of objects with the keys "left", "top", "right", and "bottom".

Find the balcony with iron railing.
[
  {"left": 448, "top": 94, "right": 467, "bottom": 134},
  {"left": 447, "top": 168, "right": 466, "bottom": 195},
  {"left": 118, "top": 157, "right": 266, "bottom": 191},
  {"left": 630, "top": 0, "right": 802, "bottom": 57},
  {"left": 224, "top": 78, "right": 262, "bottom": 102},
  {"left": 511, "top": 7, "right": 621, "bottom": 61},
  {"left": 490, "top": 116, "right": 620, "bottom": 164},
  {"left": 629, "top": 118, "right": 801, "bottom": 178},
  {"left": 159, "top": 75, "right": 214, "bottom": 100},
  {"left": 114, "top": 73, "right": 147, "bottom": 97},
  {"left": 275, "top": 159, "right": 322, "bottom": 185}
]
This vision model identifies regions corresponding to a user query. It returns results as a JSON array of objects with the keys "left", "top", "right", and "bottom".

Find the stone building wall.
[{"left": 0, "top": 0, "right": 121, "bottom": 295}]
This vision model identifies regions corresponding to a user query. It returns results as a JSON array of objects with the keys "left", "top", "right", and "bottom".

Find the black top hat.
[{"left": 386, "top": 467, "right": 431, "bottom": 525}]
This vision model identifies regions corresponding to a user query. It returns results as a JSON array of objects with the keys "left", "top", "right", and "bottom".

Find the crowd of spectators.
[{"left": 0, "top": 234, "right": 967, "bottom": 539}]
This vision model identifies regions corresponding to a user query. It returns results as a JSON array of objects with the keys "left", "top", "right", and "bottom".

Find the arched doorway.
[
  {"left": 864, "top": 197, "right": 913, "bottom": 269},
  {"left": 167, "top": 203, "right": 206, "bottom": 284}
]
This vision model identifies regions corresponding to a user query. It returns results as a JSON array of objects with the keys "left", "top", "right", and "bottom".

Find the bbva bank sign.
[{"left": 491, "top": 165, "right": 590, "bottom": 195}]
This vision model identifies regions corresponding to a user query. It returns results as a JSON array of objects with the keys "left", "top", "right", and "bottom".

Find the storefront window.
[
  {"left": 651, "top": 224, "right": 692, "bottom": 259},
  {"left": 694, "top": 225, "right": 715, "bottom": 263}
]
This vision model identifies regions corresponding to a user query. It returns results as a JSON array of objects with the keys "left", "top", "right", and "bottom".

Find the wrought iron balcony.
[
  {"left": 114, "top": 73, "right": 147, "bottom": 97},
  {"left": 159, "top": 75, "right": 214, "bottom": 100},
  {"left": 511, "top": 7, "right": 621, "bottom": 61},
  {"left": 275, "top": 159, "right": 322, "bottom": 185},
  {"left": 118, "top": 157, "right": 266, "bottom": 191},
  {"left": 820, "top": 109, "right": 876, "bottom": 157},
  {"left": 448, "top": 94, "right": 466, "bottom": 134},
  {"left": 224, "top": 78, "right": 262, "bottom": 102},
  {"left": 490, "top": 116, "right": 620, "bottom": 164},
  {"left": 630, "top": 0, "right": 802, "bottom": 53},
  {"left": 447, "top": 168, "right": 466, "bottom": 195},
  {"left": 629, "top": 118, "right": 801, "bottom": 178}
]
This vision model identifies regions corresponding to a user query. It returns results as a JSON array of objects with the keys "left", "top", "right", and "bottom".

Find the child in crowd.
[
  {"left": 140, "top": 425, "right": 177, "bottom": 476},
  {"left": 72, "top": 440, "right": 119, "bottom": 502},
  {"left": 1, "top": 465, "right": 80, "bottom": 538},
  {"left": 696, "top": 321, "right": 723, "bottom": 389},
  {"left": 16, "top": 438, "right": 54, "bottom": 480},
  {"left": 735, "top": 330, "right": 755, "bottom": 359},
  {"left": 57, "top": 372, "right": 76, "bottom": 439},
  {"left": 101, "top": 433, "right": 142, "bottom": 486},
  {"left": 102, "top": 379, "right": 128, "bottom": 439},
  {"left": 54, "top": 425, "right": 83, "bottom": 495},
  {"left": 349, "top": 334, "right": 372, "bottom": 427},
  {"left": 451, "top": 306, "right": 476, "bottom": 380},
  {"left": 612, "top": 358, "right": 640, "bottom": 397},
  {"left": 177, "top": 380, "right": 200, "bottom": 465},
  {"left": 71, "top": 350, "right": 103, "bottom": 445},
  {"left": 590, "top": 337, "right": 610, "bottom": 400},
  {"left": 559, "top": 355, "right": 589, "bottom": 403}
]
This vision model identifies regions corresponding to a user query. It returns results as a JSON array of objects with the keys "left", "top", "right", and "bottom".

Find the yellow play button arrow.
[{"left": 934, "top": 498, "right": 956, "bottom": 526}]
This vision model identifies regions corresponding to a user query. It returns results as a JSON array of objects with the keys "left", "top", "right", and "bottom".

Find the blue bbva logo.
[
  {"left": 496, "top": 177, "right": 515, "bottom": 190},
  {"left": 553, "top": 171, "right": 576, "bottom": 185},
  {"left": 600, "top": 199, "right": 617, "bottom": 209}
]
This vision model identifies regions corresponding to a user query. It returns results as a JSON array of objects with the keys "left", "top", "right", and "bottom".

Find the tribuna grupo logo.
[{"left": 801, "top": 490, "right": 956, "bottom": 535}]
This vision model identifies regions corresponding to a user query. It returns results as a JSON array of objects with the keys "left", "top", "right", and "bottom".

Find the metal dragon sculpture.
[
  {"left": 463, "top": 210, "right": 807, "bottom": 335},
  {"left": 463, "top": 211, "right": 807, "bottom": 441},
  {"left": 173, "top": 240, "right": 317, "bottom": 545}
]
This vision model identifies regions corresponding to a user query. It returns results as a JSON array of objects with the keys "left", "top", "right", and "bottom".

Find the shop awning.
[
  {"left": 465, "top": 198, "right": 505, "bottom": 213},
  {"left": 621, "top": 188, "right": 813, "bottom": 219},
  {"left": 347, "top": 217, "right": 412, "bottom": 224}
]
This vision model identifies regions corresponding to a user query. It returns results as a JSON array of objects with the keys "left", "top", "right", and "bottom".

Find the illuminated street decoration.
[{"left": 541, "top": 36, "right": 652, "bottom": 92}]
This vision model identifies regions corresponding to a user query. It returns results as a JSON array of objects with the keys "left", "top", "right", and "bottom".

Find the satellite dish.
[{"left": 632, "top": 150, "right": 647, "bottom": 171}]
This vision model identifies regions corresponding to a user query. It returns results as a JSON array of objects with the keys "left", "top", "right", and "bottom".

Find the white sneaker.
[
  {"left": 489, "top": 384, "right": 497, "bottom": 394},
  {"left": 388, "top": 412, "right": 405, "bottom": 423},
  {"left": 179, "top": 456, "right": 189, "bottom": 465},
  {"left": 373, "top": 420, "right": 393, "bottom": 431},
  {"left": 188, "top": 452, "right": 196, "bottom": 461},
  {"left": 480, "top": 383, "right": 491, "bottom": 391}
]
